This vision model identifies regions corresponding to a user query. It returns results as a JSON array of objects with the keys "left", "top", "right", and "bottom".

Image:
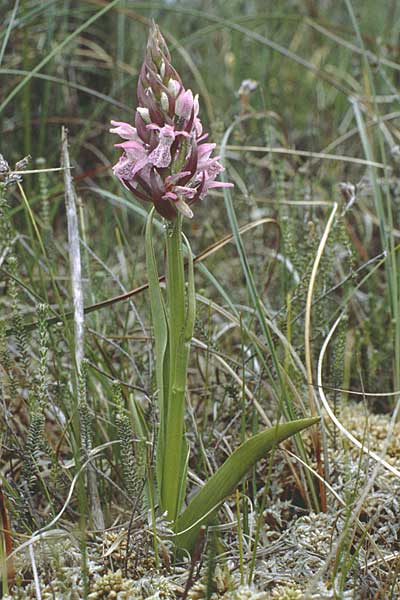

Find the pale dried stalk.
[
  {"left": 318, "top": 315, "right": 400, "bottom": 479},
  {"left": 304, "top": 202, "right": 338, "bottom": 512},
  {"left": 305, "top": 202, "right": 338, "bottom": 415},
  {"left": 61, "top": 126, "right": 104, "bottom": 530}
]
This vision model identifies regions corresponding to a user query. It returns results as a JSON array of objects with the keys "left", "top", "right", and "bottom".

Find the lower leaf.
[{"left": 174, "top": 417, "right": 320, "bottom": 553}]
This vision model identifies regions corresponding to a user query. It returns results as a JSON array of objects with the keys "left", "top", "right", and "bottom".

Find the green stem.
[
  {"left": 146, "top": 210, "right": 195, "bottom": 523},
  {"left": 145, "top": 208, "right": 168, "bottom": 504},
  {"left": 162, "top": 215, "right": 191, "bottom": 522}
]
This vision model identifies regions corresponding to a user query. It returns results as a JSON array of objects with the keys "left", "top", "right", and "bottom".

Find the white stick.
[{"left": 61, "top": 126, "right": 104, "bottom": 530}]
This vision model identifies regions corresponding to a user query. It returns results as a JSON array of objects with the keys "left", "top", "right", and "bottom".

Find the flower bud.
[
  {"left": 160, "top": 59, "right": 166, "bottom": 79},
  {"left": 175, "top": 89, "right": 194, "bottom": 120},
  {"left": 175, "top": 197, "right": 193, "bottom": 219},
  {"left": 137, "top": 107, "right": 150, "bottom": 124},
  {"left": 160, "top": 92, "right": 169, "bottom": 112},
  {"left": 167, "top": 79, "right": 180, "bottom": 98}
]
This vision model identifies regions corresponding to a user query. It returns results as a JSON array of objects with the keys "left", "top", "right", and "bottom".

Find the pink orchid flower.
[{"left": 110, "top": 23, "right": 232, "bottom": 220}]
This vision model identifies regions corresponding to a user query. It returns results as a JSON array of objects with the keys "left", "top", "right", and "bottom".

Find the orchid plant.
[{"left": 110, "top": 23, "right": 318, "bottom": 554}]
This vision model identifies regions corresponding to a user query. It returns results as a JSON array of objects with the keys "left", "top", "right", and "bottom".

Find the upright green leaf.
[
  {"left": 162, "top": 215, "right": 193, "bottom": 521},
  {"left": 145, "top": 208, "right": 169, "bottom": 492}
]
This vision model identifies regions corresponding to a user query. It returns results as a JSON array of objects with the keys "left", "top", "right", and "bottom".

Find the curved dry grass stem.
[
  {"left": 314, "top": 383, "right": 400, "bottom": 398},
  {"left": 318, "top": 315, "right": 400, "bottom": 479},
  {"left": 305, "top": 202, "right": 338, "bottom": 416},
  {"left": 304, "top": 202, "right": 338, "bottom": 512},
  {"left": 29, "top": 543, "right": 41, "bottom": 600}
]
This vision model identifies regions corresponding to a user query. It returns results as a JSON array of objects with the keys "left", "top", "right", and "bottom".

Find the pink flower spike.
[{"left": 110, "top": 23, "right": 233, "bottom": 220}]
